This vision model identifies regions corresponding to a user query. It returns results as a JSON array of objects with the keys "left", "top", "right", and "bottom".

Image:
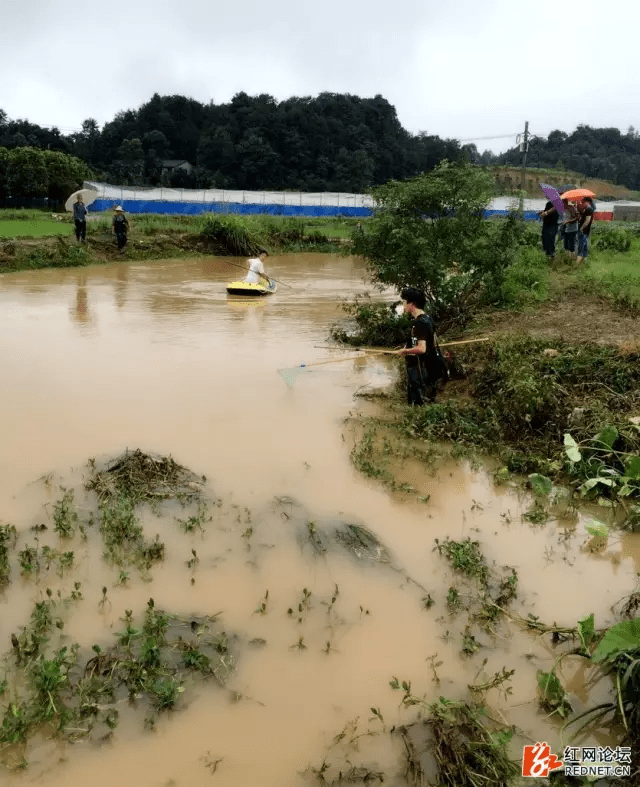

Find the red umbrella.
[{"left": 539, "top": 183, "right": 564, "bottom": 216}]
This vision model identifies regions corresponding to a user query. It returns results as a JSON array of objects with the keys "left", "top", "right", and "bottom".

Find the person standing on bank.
[
  {"left": 560, "top": 199, "right": 579, "bottom": 256},
  {"left": 576, "top": 197, "right": 595, "bottom": 265},
  {"left": 112, "top": 206, "right": 129, "bottom": 253},
  {"left": 243, "top": 249, "right": 270, "bottom": 284},
  {"left": 73, "top": 194, "right": 87, "bottom": 243},
  {"left": 394, "top": 287, "right": 441, "bottom": 405},
  {"left": 539, "top": 201, "right": 559, "bottom": 259}
]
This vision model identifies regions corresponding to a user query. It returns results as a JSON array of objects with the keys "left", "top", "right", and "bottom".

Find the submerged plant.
[
  {"left": 0, "top": 523, "right": 17, "bottom": 586},
  {"left": 52, "top": 488, "right": 79, "bottom": 538}
]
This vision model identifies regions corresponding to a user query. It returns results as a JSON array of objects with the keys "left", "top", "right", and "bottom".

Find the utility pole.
[{"left": 519, "top": 121, "right": 529, "bottom": 216}]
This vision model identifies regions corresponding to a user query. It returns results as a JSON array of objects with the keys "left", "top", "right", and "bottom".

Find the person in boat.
[
  {"left": 393, "top": 286, "right": 443, "bottom": 405},
  {"left": 243, "top": 250, "right": 270, "bottom": 285}
]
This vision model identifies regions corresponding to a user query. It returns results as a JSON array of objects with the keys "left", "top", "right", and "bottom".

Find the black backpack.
[{"left": 415, "top": 315, "right": 449, "bottom": 384}]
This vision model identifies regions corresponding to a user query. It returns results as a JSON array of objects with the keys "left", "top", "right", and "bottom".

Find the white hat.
[{"left": 115, "top": 205, "right": 124, "bottom": 211}]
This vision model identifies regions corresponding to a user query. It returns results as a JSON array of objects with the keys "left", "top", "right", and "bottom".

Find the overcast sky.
[{"left": 2, "top": 0, "right": 639, "bottom": 154}]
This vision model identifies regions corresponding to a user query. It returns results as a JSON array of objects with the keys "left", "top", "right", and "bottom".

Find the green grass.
[
  {"left": 579, "top": 251, "right": 640, "bottom": 299},
  {"left": 546, "top": 235, "right": 640, "bottom": 303},
  {"left": 0, "top": 210, "right": 365, "bottom": 241},
  {"left": 0, "top": 219, "right": 70, "bottom": 238}
]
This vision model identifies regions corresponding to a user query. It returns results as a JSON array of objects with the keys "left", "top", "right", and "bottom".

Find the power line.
[{"left": 457, "top": 133, "right": 521, "bottom": 143}]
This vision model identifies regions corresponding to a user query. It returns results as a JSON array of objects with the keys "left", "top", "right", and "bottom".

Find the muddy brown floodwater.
[{"left": 0, "top": 253, "right": 639, "bottom": 786}]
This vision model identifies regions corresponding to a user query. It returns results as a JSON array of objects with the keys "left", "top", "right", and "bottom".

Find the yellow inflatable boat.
[{"left": 226, "top": 279, "right": 278, "bottom": 296}]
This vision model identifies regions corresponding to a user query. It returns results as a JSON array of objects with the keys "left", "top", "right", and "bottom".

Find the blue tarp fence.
[
  {"left": 89, "top": 199, "right": 372, "bottom": 217},
  {"left": 90, "top": 199, "right": 543, "bottom": 221}
]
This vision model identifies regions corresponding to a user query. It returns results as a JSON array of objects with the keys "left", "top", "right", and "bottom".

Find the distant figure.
[
  {"left": 576, "top": 197, "right": 595, "bottom": 264},
  {"left": 560, "top": 199, "right": 579, "bottom": 255},
  {"left": 112, "top": 206, "right": 129, "bottom": 253},
  {"left": 73, "top": 194, "right": 87, "bottom": 243},
  {"left": 539, "top": 201, "right": 559, "bottom": 258},
  {"left": 243, "top": 250, "right": 270, "bottom": 284},
  {"left": 394, "top": 286, "right": 445, "bottom": 405}
]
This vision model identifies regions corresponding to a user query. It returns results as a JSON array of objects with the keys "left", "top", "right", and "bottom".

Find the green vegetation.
[
  {"left": 352, "top": 161, "right": 519, "bottom": 330},
  {"left": 0, "top": 523, "right": 17, "bottom": 586},
  {"left": 0, "top": 146, "right": 92, "bottom": 202},
  {"left": 1, "top": 95, "right": 462, "bottom": 192},
  {"left": 86, "top": 449, "right": 205, "bottom": 573},
  {"left": 0, "top": 597, "right": 234, "bottom": 751},
  {"left": 0, "top": 211, "right": 352, "bottom": 272},
  {"left": 0, "top": 218, "right": 68, "bottom": 238},
  {"left": 496, "top": 125, "right": 640, "bottom": 192}
]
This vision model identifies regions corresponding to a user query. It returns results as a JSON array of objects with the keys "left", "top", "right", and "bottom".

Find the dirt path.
[{"left": 473, "top": 294, "right": 640, "bottom": 348}]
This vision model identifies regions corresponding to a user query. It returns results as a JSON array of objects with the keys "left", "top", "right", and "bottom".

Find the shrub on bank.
[{"left": 401, "top": 337, "right": 640, "bottom": 476}]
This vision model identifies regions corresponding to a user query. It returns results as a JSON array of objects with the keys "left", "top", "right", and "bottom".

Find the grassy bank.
[
  {"left": 333, "top": 220, "right": 640, "bottom": 524},
  {"left": 0, "top": 211, "right": 356, "bottom": 271},
  {"left": 0, "top": 210, "right": 361, "bottom": 267}
]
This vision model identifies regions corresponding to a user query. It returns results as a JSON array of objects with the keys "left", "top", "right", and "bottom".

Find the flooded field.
[{"left": 0, "top": 253, "right": 638, "bottom": 785}]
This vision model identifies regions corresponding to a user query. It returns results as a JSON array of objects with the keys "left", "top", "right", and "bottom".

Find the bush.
[
  {"left": 351, "top": 162, "right": 512, "bottom": 330},
  {"left": 199, "top": 214, "right": 266, "bottom": 256},
  {"left": 592, "top": 225, "right": 632, "bottom": 252},
  {"left": 401, "top": 337, "right": 640, "bottom": 474},
  {"left": 330, "top": 295, "right": 410, "bottom": 347}
]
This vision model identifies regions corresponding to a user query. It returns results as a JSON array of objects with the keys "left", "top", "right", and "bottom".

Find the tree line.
[
  {"left": 487, "top": 125, "right": 640, "bottom": 192},
  {"left": 3, "top": 100, "right": 639, "bottom": 197},
  {"left": 0, "top": 94, "right": 462, "bottom": 194}
]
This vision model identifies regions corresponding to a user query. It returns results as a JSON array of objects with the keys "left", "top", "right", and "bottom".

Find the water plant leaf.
[
  {"left": 593, "top": 425, "right": 618, "bottom": 451},
  {"left": 624, "top": 455, "right": 640, "bottom": 480},
  {"left": 564, "top": 433, "right": 582, "bottom": 463},
  {"left": 592, "top": 619, "right": 640, "bottom": 663},
  {"left": 528, "top": 473, "right": 552, "bottom": 496},
  {"left": 536, "top": 669, "right": 572, "bottom": 718},
  {"left": 581, "top": 477, "right": 614, "bottom": 492},
  {"left": 585, "top": 520, "right": 609, "bottom": 538},
  {"left": 577, "top": 613, "right": 596, "bottom": 653}
]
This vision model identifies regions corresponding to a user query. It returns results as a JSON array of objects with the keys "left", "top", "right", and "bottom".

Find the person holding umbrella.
[
  {"left": 73, "top": 194, "right": 88, "bottom": 243},
  {"left": 539, "top": 201, "right": 560, "bottom": 259},
  {"left": 560, "top": 199, "right": 579, "bottom": 256},
  {"left": 112, "top": 206, "right": 130, "bottom": 253},
  {"left": 559, "top": 189, "right": 595, "bottom": 265},
  {"left": 538, "top": 183, "right": 564, "bottom": 260}
]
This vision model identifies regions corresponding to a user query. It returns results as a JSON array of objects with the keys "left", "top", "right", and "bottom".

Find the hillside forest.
[{"left": 1, "top": 93, "right": 640, "bottom": 196}]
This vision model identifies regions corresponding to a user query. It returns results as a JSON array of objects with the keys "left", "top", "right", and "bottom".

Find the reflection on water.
[{"left": 0, "top": 254, "right": 638, "bottom": 785}]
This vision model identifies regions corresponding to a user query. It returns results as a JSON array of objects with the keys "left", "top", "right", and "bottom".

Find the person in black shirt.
[
  {"left": 539, "top": 201, "right": 559, "bottom": 258},
  {"left": 576, "top": 197, "right": 594, "bottom": 264},
  {"left": 72, "top": 194, "right": 87, "bottom": 242},
  {"left": 394, "top": 287, "right": 440, "bottom": 405}
]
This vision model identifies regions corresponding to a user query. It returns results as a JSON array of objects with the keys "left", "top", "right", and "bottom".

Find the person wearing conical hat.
[{"left": 111, "top": 205, "right": 130, "bottom": 253}]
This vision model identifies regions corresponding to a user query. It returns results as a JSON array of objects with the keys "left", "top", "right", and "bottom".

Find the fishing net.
[{"left": 277, "top": 365, "right": 306, "bottom": 387}]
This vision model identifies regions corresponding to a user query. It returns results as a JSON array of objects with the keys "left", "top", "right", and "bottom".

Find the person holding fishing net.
[
  {"left": 243, "top": 249, "right": 271, "bottom": 285},
  {"left": 393, "top": 287, "right": 447, "bottom": 405}
]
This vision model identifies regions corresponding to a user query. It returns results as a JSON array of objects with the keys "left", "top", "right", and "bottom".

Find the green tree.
[
  {"left": 114, "top": 138, "right": 145, "bottom": 184},
  {"left": 0, "top": 147, "right": 9, "bottom": 198},
  {"left": 236, "top": 130, "right": 279, "bottom": 189},
  {"left": 44, "top": 150, "right": 92, "bottom": 202},
  {"left": 7, "top": 147, "right": 48, "bottom": 197},
  {"left": 352, "top": 161, "right": 510, "bottom": 329}
]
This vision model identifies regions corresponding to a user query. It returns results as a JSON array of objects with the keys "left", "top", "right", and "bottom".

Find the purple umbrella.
[{"left": 539, "top": 183, "right": 564, "bottom": 216}]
